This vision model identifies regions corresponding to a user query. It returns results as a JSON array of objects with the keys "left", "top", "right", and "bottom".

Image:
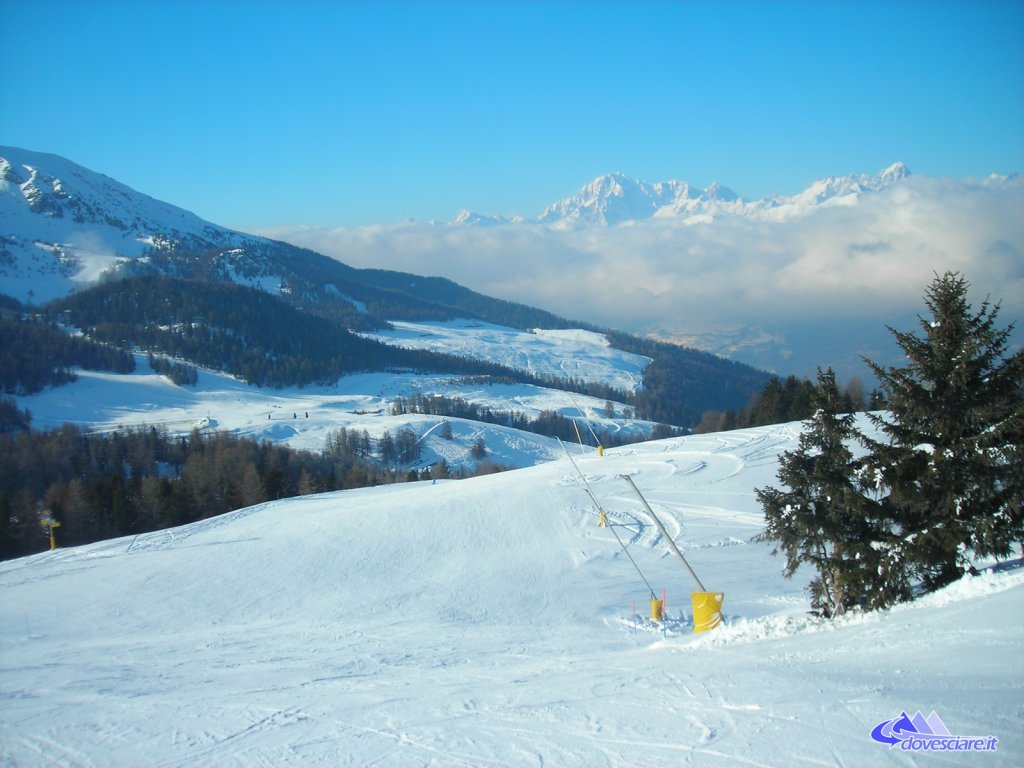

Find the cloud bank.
[{"left": 261, "top": 174, "right": 1023, "bottom": 380}]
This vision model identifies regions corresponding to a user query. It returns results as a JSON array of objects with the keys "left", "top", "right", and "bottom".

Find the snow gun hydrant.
[
  {"left": 40, "top": 515, "right": 61, "bottom": 551},
  {"left": 620, "top": 474, "right": 724, "bottom": 634}
]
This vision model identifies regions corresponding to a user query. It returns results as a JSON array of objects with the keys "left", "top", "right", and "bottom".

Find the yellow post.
[
  {"left": 650, "top": 597, "right": 664, "bottom": 621},
  {"left": 691, "top": 591, "right": 724, "bottom": 633},
  {"left": 41, "top": 518, "right": 61, "bottom": 550},
  {"left": 598, "top": 509, "right": 607, "bottom": 527},
  {"left": 597, "top": 445, "right": 604, "bottom": 457}
]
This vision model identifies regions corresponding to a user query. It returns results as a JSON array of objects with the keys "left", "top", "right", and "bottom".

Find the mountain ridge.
[
  {"left": 0, "top": 145, "right": 580, "bottom": 331},
  {"left": 454, "top": 162, "right": 911, "bottom": 227}
]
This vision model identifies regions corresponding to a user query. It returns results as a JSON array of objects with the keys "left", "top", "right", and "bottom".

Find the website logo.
[{"left": 870, "top": 711, "right": 998, "bottom": 752}]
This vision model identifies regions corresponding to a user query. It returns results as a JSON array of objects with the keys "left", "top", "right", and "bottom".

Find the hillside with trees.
[
  {"left": 1, "top": 315, "right": 135, "bottom": 394},
  {"left": 696, "top": 373, "right": 872, "bottom": 434},
  {"left": 605, "top": 330, "right": 773, "bottom": 426},
  {"left": 0, "top": 271, "right": 774, "bottom": 430},
  {"left": 44, "top": 277, "right": 605, "bottom": 392},
  {"left": 121, "top": 237, "right": 774, "bottom": 423}
]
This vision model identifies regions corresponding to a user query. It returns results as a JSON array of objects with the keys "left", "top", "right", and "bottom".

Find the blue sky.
[{"left": 2, "top": 0, "right": 1022, "bottom": 230}]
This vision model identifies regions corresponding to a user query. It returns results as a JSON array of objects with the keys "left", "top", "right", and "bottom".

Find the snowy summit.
[{"left": 450, "top": 163, "right": 911, "bottom": 227}]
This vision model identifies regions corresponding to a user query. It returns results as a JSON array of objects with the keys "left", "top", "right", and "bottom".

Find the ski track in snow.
[{"left": 2, "top": 424, "right": 1022, "bottom": 767}]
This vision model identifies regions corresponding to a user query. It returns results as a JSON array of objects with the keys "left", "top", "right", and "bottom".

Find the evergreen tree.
[
  {"left": 378, "top": 430, "right": 397, "bottom": 466},
  {"left": 755, "top": 369, "right": 886, "bottom": 616},
  {"left": 0, "top": 397, "right": 31, "bottom": 433},
  {"left": 862, "top": 271, "right": 1024, "bottom": 593},
  {"left": 0, "top": 492, "right": 14, "bottom": 559},
  {"left": 239, "top": 462, "right": 266, "bottom": 507},
  {"left": 471, "top": 438, "right": 488, "bottom": 460},
  {"left": 298, "top": 469, "right": 319, "bottom": 496},
  {"left": 396, "top": 428, "right": 421, "bottom": 465}
]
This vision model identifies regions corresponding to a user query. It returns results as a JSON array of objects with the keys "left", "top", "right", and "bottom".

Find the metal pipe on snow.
[
  {"left": 619, "top": 473, "right": 707, "bottom": 593},
  {"left": 558, "top": 439, "right": 658, "bottom": 601}
]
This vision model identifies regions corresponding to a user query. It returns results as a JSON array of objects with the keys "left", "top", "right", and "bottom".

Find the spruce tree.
[
  {"left": 755, "top": 369, "right": 883, "bottom": 616},
  {"left": 863, "top": 271, "right": 1024, "bottom": 593}
]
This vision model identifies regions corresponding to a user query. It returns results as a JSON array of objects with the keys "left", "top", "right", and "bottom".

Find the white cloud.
[{"left": 259, "top": 174, "right": 1024, "bottom": 379}]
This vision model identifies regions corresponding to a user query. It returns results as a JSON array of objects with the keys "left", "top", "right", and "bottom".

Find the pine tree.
[
  {"left": 396, "top": 429, "right": 418, "bottom": 465},
  {"left": 298, "top": 469, "right": 319, "bottom": 496},
  {"left": 863, "top": 271, "right": 1024, "bottom": 593},
  {"left": 239, "top": 462, "right": 266, "bottom": 507},
  {"left": 471, "top": 438, "right": 488, "bottom": 460},
  {"left": 378, "top": 431, "right": 396, "bottom": 466},
  {"left": 755, "top": 369, "right": 886, "bottom": 616}
]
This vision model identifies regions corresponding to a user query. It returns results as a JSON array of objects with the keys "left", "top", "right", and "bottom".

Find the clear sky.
[{"left": 2, "top": 0, "right": 1022, "bottom": 230}]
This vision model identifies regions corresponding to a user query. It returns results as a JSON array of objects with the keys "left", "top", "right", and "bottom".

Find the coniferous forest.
[
  {"left": 1, "top": 316, "right": 135, "bottom": 394},
  {"left": 0, "top": 414, "right": 521, "bottom": 561}
]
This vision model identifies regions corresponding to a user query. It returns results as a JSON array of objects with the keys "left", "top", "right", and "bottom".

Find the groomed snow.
[{"left": 2, "top": 423, "right": 1021, "bottom": 766}]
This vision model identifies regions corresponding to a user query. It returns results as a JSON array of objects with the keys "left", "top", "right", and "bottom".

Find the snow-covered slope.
[
  {"left": 14, "top": 355, "right": 653, "bottom": 471},
  {"left": 363, "top": 320, "right": 652, "bottom": 394},
  {"left": 11, "top": 319, "right": 660, "bottom": 470},
  {"left": 459, "top": 163, "right": 911, "bottom": 227},
  {"left": 2, "top": 422, "right": 1020, "bottom": 766}
]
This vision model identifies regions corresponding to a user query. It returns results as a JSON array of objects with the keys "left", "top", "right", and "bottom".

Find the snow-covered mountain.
[
  {"left": 0, "top": 146, "right": 429, "bottom": 322},
  {"left": 450, "top": 209, "right": 526, "bottom": 227},
  {"left": 540, "top": 173, "right": 696, "bottom": 226},
  {"left": 0, "top": 146, "right": 251, "bottom": 301},
  {"left": 0, "top": 145, "right": 774, "bottom": 430},
  {"left": 0, "top": 147, "right": 584, "bottom": 341},
  {"left": 454, "top": 162, "right": 911, "bottom": 227},
  {"left": 788, "top": 161, "right": 910, "bottom": 207}
]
